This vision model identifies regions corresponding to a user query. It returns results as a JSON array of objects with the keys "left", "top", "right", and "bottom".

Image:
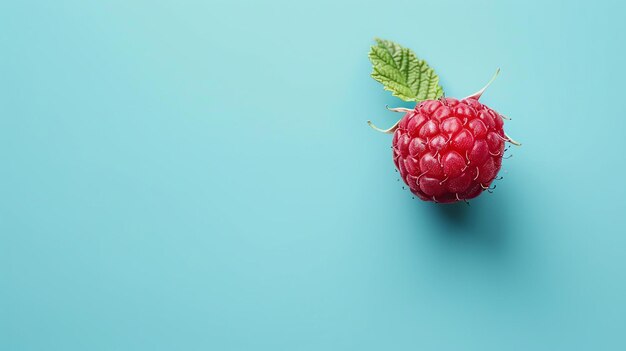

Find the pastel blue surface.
[{"left": 2, "top": 0, "right": 625, "bottom": 350}]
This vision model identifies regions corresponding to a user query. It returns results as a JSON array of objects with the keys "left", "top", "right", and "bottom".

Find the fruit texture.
[{"left": 391, "top": 97, "right": 506, "bottom": 203}]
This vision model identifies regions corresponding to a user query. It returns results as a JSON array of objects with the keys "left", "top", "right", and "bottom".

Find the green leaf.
[{"left": 368, "top": 38, "right": 444, "bottom": 102}]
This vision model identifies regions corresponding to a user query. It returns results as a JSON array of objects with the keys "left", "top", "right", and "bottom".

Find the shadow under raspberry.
[{"left": 422, "top": 193, "right": 513, "bottom": 254}]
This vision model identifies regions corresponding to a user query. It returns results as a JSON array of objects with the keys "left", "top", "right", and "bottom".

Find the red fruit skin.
[{"left": 392, "top": 97, "right": 505, "bottom": 203}]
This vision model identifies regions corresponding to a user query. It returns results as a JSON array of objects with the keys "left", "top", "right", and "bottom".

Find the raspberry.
[
  {"left": 368, "top": 69, "right": 521, "bottom": 204},
  {"left": 367, "top": 40, "right": 520, "bottom": 203},
  {"left": 391, "top": 97, "right": 507, "bottom": 203}
]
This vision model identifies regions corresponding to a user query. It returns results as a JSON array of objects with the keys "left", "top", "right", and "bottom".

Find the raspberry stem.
[
  {"left": 385, "top": 105, "right": 412, "bottom": 113},
  {"left": 505, "top": 132, "right": 522, "bottom": 146},
  {"left": 367, "top": 119, "right": 400, "bottom": 134},
  {"left": 464, "top": 68, "right": 500, "bottom": 100}
]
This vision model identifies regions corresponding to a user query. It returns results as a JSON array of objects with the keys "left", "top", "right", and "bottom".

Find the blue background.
[{"left": 1, "top": 0, "right": 625, "bottom": 350}]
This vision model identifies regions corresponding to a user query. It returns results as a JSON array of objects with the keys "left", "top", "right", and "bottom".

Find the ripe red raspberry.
[
  {"left": 368, "top": 40, "right": 520, "bottom": 203},
  {"left": 368, "top": 69, "right": 521, "bottom": 203},
  {"left": 391, "top": 97, "right": 507, "bottom": 203}
]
